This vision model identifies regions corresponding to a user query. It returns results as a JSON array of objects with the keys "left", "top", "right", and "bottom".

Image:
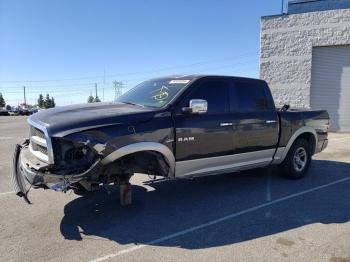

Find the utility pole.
[
  {"left": 113, "top": 81, "right": 124, "bottom": 100},
  {"left": 103, "top": 68, "right": 106, "bottom": 85},
  {"left": 23, "top": 86, "right": 27, "bottom": 108},
  {"left": 95, "top": 83, "right": 98, "bottom": 98},
  {"left": 103, "top": 68, "right": 106, "bottom": 102},
  {"left": 281, "top": 0, "right": 285, "bottom": 14}
]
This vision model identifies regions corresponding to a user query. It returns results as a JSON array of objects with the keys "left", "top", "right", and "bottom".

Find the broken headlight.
[{"left": 52, "top": 138, "right": 97, "bottom": 168}]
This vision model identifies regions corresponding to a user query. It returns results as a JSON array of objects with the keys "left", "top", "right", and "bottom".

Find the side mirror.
[{"left": 188, "top": 99, "right": 208, "bottom": 114}]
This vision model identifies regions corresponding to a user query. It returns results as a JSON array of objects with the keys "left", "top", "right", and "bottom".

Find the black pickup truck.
[{"left": 12, "top": 75, "right": 329, "bottom": 205}]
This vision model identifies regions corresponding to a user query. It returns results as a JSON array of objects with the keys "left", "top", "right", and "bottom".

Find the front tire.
[{"left": 280, "top": 138, "right": 312, "bottom": 179}]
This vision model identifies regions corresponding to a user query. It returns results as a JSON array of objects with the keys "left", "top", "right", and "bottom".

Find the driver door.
[{"left": 173, "top": 78, "right": 235, "bottom": 177}]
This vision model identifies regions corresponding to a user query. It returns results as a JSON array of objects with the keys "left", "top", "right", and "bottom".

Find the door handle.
[
  {"left": 220, "top": 123, "right": 233, "bottom": 127},
  {"left": 266, "top": 120, "right": 277, "bottom": 124}
]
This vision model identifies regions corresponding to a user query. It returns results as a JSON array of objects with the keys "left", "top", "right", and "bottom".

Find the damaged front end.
[
  {"left": 12, "top": 111, "right": 174, "bottom": 205},
  {"left": 12, "top": 137, "right": 103, "bottom": 204}
]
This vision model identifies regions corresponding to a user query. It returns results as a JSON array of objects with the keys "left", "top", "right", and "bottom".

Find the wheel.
[{"left": 280, "top": 138, "right": 312, "bottom": 179}]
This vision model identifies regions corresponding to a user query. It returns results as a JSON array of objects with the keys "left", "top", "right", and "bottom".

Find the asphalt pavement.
[{"left": 0, "top": 116, "right": 349, "bottom": 262}]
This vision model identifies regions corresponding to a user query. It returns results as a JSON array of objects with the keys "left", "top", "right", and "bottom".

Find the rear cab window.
[{"left": 229, "top": 79, "right": 274, "bottom": 112}]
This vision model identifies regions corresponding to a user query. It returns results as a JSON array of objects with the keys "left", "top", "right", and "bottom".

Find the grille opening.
[
  {"left": 31, "top": 127, "right": 45, "bottom": 139},
  {"left": 30, "top": 125, "right": 50, "bottom": 162},
  {"left": 32, "top": 143, "right": 48, "bottom": 155}
]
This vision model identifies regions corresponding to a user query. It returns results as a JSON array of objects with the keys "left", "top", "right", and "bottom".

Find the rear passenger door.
[{"left": 230, "top": 79, "right": 279, "bottom": 165}]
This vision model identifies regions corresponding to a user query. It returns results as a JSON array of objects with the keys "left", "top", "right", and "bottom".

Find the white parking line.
[
  {"left": 90, "top": 176, "right": 350, "bottom": 262},
  {"left": 265, "top": 170, "right": 272, "bottom": 218},
  {"left": 0, "top": 191, "right": 14, "bottom": 196},
  {"left": 330, "top": 136, "right": 350, "bottom": 142},
  {"left": 266, "top": 170, "right": 272, "bottom": 202}
]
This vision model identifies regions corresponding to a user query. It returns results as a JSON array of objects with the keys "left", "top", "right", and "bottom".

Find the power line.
[
  {"left": 1, "top": 60, "right": 258, "bottom": 96},
  {"left": 4, "top": 89, "right": 94, "bottom": 94},
  {"left": 1, "top": 58, "right": 259, "bottom": 105},
  {"left": 1, "top": 81, "right": 105, "bottom": 90},
  {"left": 4, "top": 64, "right": 258, "bottom": 105},
  {"left": 0, "top": 52, "right": 258, "bottom": 84},
  {"left": 0, "top": 57, "right": 258, "bottom": 90}
]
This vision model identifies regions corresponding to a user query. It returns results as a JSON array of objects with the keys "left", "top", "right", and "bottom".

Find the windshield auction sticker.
[{"left": 169, "top": 80, "right": 190, "bottom": 84}]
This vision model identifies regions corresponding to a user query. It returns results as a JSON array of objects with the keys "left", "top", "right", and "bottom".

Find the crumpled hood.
[{"left": 29, "top": 102, "right": 156, "bottom": 137}]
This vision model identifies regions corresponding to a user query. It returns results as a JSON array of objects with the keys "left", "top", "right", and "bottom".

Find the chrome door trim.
[
  {"left": 175, "top": 149, "right": 275, "bottom": 178},
  {"left": 220, "top": 123, "right": 233, "bottom": 127},
  {"left": 266, "top": 120, "right": 277, "bottom": 124}
]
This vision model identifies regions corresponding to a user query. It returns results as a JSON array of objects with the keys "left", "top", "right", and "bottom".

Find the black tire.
[{"left": 280, "top": 138, "right": 312, "bottom": 179}]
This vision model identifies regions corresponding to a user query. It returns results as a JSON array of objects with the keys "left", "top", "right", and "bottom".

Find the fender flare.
[
  {"left": 100, "top": 142, "right": 175, "bottom": 178},
  {"left": 276, "top": 127, "right": 317, "bottom": 164}
]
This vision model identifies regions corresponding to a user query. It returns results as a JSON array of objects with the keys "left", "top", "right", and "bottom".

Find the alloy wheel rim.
[{"left": 293, "top": 147, "right": 307, "bottom": 172}]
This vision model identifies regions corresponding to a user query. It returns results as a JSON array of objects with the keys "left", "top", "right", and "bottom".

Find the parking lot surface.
[{"left": 0, "top": 116, "right": 349, "bottom": 262}]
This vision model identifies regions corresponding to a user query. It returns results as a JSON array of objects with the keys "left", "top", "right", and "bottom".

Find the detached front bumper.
[
  {"left": 12, "top": 143, "right": 31, "bottom": 203},
  {"left": 12, "top": 141, "right": 102, "bottom": 204}
]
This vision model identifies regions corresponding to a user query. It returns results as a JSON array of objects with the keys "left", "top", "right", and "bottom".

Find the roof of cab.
[{"left": 150, "top": 74, "right": 264, "bottom": 83}]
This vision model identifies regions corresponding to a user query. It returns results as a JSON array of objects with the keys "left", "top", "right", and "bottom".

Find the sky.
[{"left": 0, "top": 0, "right": 285, "bottom": 106}]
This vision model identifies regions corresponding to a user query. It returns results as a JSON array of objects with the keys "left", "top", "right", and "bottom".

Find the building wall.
[
  {"left": 260, "top": 8, "right": 350, "bottom": 108},
  {"left": 288, "top": 0, "right": 350, "bottom": 15}
]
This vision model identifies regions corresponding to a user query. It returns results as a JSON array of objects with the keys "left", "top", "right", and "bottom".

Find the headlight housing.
[{"left": 52, "top": 138, "right": 96, "bottom": 170}]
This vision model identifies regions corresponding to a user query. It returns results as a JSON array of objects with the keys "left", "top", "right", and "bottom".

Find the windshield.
[{"left": 116, "top": 78, "right": 192, "bottom": 108}]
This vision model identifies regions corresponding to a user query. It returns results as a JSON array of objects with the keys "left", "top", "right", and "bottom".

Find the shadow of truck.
[{"left": 60, "top": 160, "right": 350, "bottom": 249}]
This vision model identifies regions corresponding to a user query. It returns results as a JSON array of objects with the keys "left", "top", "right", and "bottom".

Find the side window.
[
  {"left": 186, "top": 79, "right": 229, "bottom": 114},
  {"left": 231, "top": 80, "right": 269, "bottom": 112}
]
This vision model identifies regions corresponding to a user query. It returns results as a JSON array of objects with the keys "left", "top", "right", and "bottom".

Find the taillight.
[{"left": 326, "top": 120, "right": 330, "bottom": 131}]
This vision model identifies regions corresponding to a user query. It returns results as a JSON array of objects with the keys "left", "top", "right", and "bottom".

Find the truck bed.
[{"left": 278, "top": 109, "right": 329, "bottom": 150}]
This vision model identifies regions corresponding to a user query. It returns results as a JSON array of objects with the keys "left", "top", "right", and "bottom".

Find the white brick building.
[{"left": 260, "top": 0, "right": 350, "bottom": 131}]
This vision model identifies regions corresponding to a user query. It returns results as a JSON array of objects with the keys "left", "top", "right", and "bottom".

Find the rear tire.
[{"left": 280, "top": 138, "right": 311, "bottom": 179}]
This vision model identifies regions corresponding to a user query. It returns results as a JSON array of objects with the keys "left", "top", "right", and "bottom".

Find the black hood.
[{"left": 29, "top": 102, "right": 156, "bottom": 137}]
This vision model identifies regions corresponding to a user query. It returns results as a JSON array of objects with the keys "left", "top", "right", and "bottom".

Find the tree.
[
  {"left": 38, "top": 94, "right": 44, "bottom": 108},
  {"left": 87, "top": 95, "right": 94, "bottom": 103},
  {"left": 94, "top": 96, "right": 101, "bottom": 103},
  {"left": 0, "top": 93, "right": 5, "bottom": 107},
  {"left": 37, "top": 94, "right": 55, "bottom": 108},
  {"left": 6, "top": 105, "right": 11, "bottom": 111},
  {"left": 51, "top": 97, "right": 56, "bottom": 108},
  {"left": 44, "top": 94, "right": 51, "bottom": 108}
]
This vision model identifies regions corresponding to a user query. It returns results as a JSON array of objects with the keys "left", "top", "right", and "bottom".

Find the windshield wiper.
[{"left": 122, "top": 102, "right": 147, "bottom": 108}]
